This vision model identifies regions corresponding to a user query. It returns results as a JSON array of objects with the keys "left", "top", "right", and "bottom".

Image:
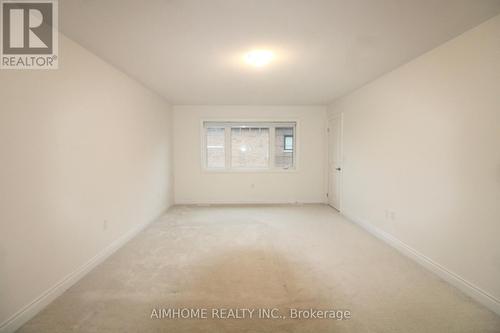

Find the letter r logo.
[{"left": 2, "top": 2, "right": 53, "bottom": 54}]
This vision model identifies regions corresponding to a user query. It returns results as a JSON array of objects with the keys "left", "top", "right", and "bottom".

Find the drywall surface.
[
  {"left": 0, "top": 34, "right": 173, "bottom": 330},
  {"left": 173, "top": 105, "right": 327, "bottom": 204},
  {"left": 329, "top": 15, "right": 500, "bottom": 306}
]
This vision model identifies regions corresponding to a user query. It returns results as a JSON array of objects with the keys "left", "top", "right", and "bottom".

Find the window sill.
[{"left": 201, "top": 168, "right": 298, "bottom": 174}]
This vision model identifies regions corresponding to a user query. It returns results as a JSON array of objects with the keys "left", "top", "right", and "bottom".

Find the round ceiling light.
[{"left": 244, "top": 49, "right": 274, "bottom": 67}]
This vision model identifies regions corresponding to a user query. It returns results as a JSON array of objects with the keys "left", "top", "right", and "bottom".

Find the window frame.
[{"left": 201, "top": 120, "right": 298, "bottom": 173}]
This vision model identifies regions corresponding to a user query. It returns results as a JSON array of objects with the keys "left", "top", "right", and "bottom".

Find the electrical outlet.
[
  {"left": 103, "top": 220, "right": 108, "bottom": 231},
  {"left": 385, "top": 210, "right": 396, "bottom": 220}
]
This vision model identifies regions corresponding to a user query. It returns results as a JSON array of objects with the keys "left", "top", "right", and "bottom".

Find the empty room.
[{"left": 1, "top": 0, "right": 500, "bottom": 332}]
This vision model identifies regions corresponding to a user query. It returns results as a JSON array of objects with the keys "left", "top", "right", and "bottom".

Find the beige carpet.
[{"left": 19, "top": 205, "right": 500, "bottom": 332}]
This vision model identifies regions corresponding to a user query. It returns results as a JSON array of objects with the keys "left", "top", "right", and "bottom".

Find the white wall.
[
  {"left": 0, "top": 34, "right": 173, "bottom": 331},
  {"left": 329, "top": 15, "right": 500, "bottom": 312},
  {"left": 173, "top": 105, "right": 327, "bottom": 204}
]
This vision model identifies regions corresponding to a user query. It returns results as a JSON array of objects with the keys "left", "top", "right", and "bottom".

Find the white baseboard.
[
  {"left": 0, "top": 208, "right": 168, "bottom": 333},
  {"left": 174, "top": 200, "right": 326, "bottom": 205},
  {"left": 342, "top": 211, "right": 500, "bottom": 316}
]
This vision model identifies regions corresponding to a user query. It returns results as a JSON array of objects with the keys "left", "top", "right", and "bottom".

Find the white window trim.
[{"left": 200, "top": 119, "right": 299, "bottom": 173}]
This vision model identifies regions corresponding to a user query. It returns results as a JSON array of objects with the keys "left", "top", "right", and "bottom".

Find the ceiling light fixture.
[{"left": 244, "top": 49, "right": 274, "bottom": 67}]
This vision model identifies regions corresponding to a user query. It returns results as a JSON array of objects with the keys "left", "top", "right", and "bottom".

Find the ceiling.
[{"left": 60, "top": 0, "right": 500, "bottom": 105}]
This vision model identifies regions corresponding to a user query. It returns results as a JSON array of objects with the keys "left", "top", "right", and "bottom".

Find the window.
[
  {"left": 206, "top": 127, "right": 225, "bottom": 168},
  {"left": 275, "top": 129, "right": 294, "bottom": 169},
  {"left": 231, "top": 127, "right": 269, "bottom": 168},
  {"left": 203, "top": 121, "right": 296, "bottom": 170},
  {"left": 284, "top": 135, "right": 293, "bottom": 151}
]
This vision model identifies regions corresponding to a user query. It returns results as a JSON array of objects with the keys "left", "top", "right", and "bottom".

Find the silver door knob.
[{"left": 336, "top": 167, "right": 341, "bottom": 171}]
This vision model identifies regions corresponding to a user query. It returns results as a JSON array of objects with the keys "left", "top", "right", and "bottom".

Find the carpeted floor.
[{"left": 18, "top": 205, "right": 500, "bottom": 332}]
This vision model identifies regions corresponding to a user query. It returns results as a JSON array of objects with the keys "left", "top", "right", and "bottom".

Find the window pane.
[
  {"left": 231, "top": 127, "right": 269, "bottom": 168},
  {"left": 284, "top": 136, "right": 293, "bottom": 151},
  {"left": 206, "top": 127, "right": 225, "bottom": 168},
  {"left": 275, "top": 127, "right": 294, "bottom": 169}
]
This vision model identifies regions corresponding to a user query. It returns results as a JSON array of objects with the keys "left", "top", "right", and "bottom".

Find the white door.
[{"left": 328, "top": 115, "right": 342, "bottom": 210}]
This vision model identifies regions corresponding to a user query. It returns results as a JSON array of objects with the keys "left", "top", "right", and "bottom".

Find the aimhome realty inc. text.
[{"left": 150, "top": 308, "right": 352, "bottom": 320}]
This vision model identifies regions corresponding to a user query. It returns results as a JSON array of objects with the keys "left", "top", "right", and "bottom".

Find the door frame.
[{"left": 327, "top": 112, "right": 343, "bottom": 211}]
